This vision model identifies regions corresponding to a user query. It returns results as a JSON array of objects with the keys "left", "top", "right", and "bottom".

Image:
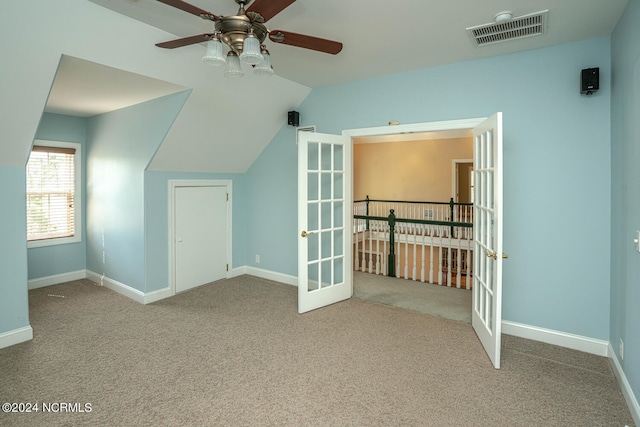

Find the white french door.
[
  {"left": 472, "top": 113, "right": 504, "bottom": 369},
  {"left": 298, "top": 132, "right": 352, "bottom": 314}
]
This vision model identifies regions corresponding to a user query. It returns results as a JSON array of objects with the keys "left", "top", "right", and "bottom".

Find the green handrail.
[{"left": 353, "top": 215, "right": 472, "bottom": 228}]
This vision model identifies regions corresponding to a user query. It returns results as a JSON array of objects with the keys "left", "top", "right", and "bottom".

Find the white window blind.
[{"left": 26, "top": 145, "right": 76, "bottom": 241}]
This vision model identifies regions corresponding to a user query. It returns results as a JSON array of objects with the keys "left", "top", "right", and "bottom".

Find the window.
[{"left": 26, "top": 140, "right": 81, "bottom": 247}]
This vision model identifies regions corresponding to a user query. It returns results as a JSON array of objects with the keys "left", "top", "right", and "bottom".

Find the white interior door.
[
  {"left": 298, "top": 132, "right": 352, "bottom": 313},
  {"left": 472, "top": 113, "right": 504, "bottom": 369},
  {"left": 175, "top": 185, "right": 228, "bottom": 293}
]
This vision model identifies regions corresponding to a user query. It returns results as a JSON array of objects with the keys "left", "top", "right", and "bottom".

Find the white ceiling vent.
[{"left": 467, "top": 10, "right": 549, "bottom": 47}]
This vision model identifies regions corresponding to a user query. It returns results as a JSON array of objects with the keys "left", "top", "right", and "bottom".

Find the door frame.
[
  {"left": 452, "top": 158, "right": 474, "bottom": 202},
  {"left": 168, "top": 179, "right": 233, "bottom": 296},
  {"left": 343, "top": 119, "right": 485, "bottom": 271}
]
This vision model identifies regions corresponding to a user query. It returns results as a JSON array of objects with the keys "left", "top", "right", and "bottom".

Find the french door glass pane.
[
  {"left": 334, "top": 257, "right": 344, "bottom": 284},
  {"left": 308, "top": 142, "right": 319, "bottom": 170},
  {"left": 308, "top": 202, "right": 319, "bottom": 231},
  {"left": 321, "top": 143, "right": 332, "bottom": 170},
  {"left": 321, "top": 260, "right": 332, "bottom": 288},
  {"left": 334, "top": 145, "right": 344, "bottom": 171},
  {"left": 334, "top": 229, "right": 344, "bottom": 256},
  {"left": 308, "top": 262, "right": 319, "bottom": 291},
  {"left": 308, "top": 173, "right": 318, "bottom": 201},
  {"left": 321, "top": 202, "right": 332, "bottom": 229},
  {"left": 308, "top": 232, "right": 319, "bottom": 262},
  {"left": 321, "top": 173, "right": 332, "bottom": 199}
]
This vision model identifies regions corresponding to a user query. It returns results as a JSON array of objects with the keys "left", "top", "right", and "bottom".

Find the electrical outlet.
[
  {"left": 255, "top": 254, "right": 260, "bottom": 264},
  {"left": 620, "top": 338, "right": 624, "bottom": 360}
]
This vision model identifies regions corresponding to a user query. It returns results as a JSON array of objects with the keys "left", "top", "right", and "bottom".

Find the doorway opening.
[{"left": 343, "top": 119, "right": 483, "bottom": 322}]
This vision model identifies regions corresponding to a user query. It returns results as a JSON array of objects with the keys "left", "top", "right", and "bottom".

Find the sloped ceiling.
[
  {"left": 2, "top": 0, "right": 628, "bottom": 172},
  {"left": 0, "top": 0, "right": 310, "bottom": 172},
  {"left": 87, "top": 0, "right": 629, "bottom": 88}
]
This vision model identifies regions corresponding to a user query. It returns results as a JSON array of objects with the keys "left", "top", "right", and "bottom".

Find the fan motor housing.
[{"left": 216, "top": 15, "right": 268, "bottom": 53}]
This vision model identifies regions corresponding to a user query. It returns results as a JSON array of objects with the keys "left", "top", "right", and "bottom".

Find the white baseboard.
[
  {"left": 0, "top": 325, "right": 33, "bottom": 349},
  {"left": 85, "top": 271, "right": 172, "bottom": 305},
  {"left": 609, "top": 343, "right": 640, "bottom": 426},
  {"left": 229, "top": 266, "right": 247, "bottom": 278},
  {"left": 28, "top": 270, "right": 87, "bottom": 290},
  {"left": 244, "top": 266, "right": 298, "bottom": 287},
  {"left": 143, "top": 287, "right": 173, "bottom": 304},
  {"left": 502, "top": 320, "right": 609, "bottom": 357},
  {"left": 86, "top": 270, "right": 145, "bottom": 304}
]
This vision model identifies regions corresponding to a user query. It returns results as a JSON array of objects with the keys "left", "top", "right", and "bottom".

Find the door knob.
[
  {"left": 301, "top": 231, "right": 315, "bottom": 238},
  {"left": 485, "top": 249, "right": 508, "bottom": 259}
]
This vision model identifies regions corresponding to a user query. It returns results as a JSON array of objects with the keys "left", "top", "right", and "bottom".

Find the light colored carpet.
[
  {"left": 353, "top": 271, "right": 472, "bottom": 322},
  {"left": 0, "top": 275, "right": 634, "bottom": 426}
]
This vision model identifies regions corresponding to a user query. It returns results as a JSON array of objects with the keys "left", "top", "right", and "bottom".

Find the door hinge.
[
  {"left": 226, "top": 264, "right": 229, "bottom": 271},
  {"left": 226, "top": 193, "right": 229, "bottom": 201}
]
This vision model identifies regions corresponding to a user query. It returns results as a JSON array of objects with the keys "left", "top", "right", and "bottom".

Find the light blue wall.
[
  {"left": 28, "top": 113, "right": 87, "bottom": 279},
  {"left": 246, "top": 37, "right": 612, "bottom": 340},
  {"left": 611, "top": 0, "right": 640, "bottom": 406},
  {"left": 144, "top": 171, "right": 248, "bottom": 292},
  {"left": 86, "top": 91, "right": 190, "bottom": 292},
  {"left": 0, "top": 167, "right": 30, "bottom": 333},
  {"left": 245, "top": 125, "right": 299, "bottom": 276}
]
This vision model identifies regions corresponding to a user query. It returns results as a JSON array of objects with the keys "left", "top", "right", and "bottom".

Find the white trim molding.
[
  {"left": 86, "top": 270, "right": 171, "bottom": 305},
  {"left": 244, "top": 266, "right": 298, "bottom": 287},
  {"left": 609, "top": 343, "right": 640, "bottom": 425},
  {"left": 502, "top": 320, "right": 609, "bottom": 356},
  {"left": 27, "top": 140, "right": 82, "bottom": 249},
  {"left": 229, "top": 266, "right": 248, "bottom": 278},
  {"left": 0, "top": 325, "right": 33, "bottom": 349},
  {"left": 342, "top": 118, "right": 486, "bottom": 139},
  {"left": 28, "top": 270, "right": 87, "bottom": 290}
]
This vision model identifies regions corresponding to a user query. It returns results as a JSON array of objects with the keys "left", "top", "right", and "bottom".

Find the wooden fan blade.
[
  {"left": 269, "top": 30, "right": 343, "bottom": 55},
  {"left": 156, "top": 34, "right": 214, "bottom": 49},
  {"left": 246, "top": 0, "right": 295, "bottom": 22},
  {"left": 156, "top": 0, "right": 219, "bottom": 20}
]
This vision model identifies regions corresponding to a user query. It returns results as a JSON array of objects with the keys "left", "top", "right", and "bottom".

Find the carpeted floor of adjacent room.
[{"left": 0, "top": 275, "right": 634, "bottom": 426}]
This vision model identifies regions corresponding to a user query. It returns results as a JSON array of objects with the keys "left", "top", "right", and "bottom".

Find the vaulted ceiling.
[
  {"left": 50, "top": 0, "right": 628, "bottom": 119},
  {"left": 88, "top": 0, "right": 628, "bottom": 88},
  {"left": 2, "top": 0, "right": 628, "bottom": 172}
]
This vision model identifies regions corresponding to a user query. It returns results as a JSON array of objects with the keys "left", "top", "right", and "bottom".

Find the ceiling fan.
[{"left": 155, "top": 0, "right": 343, "bottom": 77}]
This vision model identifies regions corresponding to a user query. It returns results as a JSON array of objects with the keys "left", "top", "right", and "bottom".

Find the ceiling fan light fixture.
[
  {"left": 240, "top": 32, "right": 264, "bottom": 65},
  {"left": 156, "top": 0, "right": 343, "bottom": 78},
  {"left": 253, "top": 47, "right": 274, "bottom": 76},
  {"left": 202, "top": 36, "right": 226, "bottom": 67},
  {"left": 224, "top": 51, "right": 244, "bottom": 77}
]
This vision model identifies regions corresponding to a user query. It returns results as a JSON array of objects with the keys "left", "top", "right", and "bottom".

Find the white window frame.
[{"left": 27, "top": 140, "right": 82, "bottom": 248}]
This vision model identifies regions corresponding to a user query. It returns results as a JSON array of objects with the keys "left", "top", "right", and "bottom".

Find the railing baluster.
[
  {"left": 466, "top": 246, "right": 472, "bottom": 289},
  {"left": 412, "top": 224, "right": 417, "bottom": 281},
  {"left": 420, "top": 224, "right": 426, "bottom": 283},
  {"left": 353, "top": 199, "right": 473, "bottom": 288},
  {"left": 387, "top": 209, "right": 396, "bottom": 277},
  {"left": 446, "top": 234, "right": 452, "bottom": 287},
  {"left": 456, "top": 243, "right": 462, "bottom": 289},
  {"left": 375, "top": 222, "right": 380, "bottom": 275},
  {"left": 437, "top": 230, "right": 443, "bottom": 285},
  {"left": 429, "top": 233, "right": 434, "bottom": 284}
]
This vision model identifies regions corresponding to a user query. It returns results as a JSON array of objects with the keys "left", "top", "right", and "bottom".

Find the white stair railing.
[{"left": 353, "top": 198, "right": 473, "bottom": 290}]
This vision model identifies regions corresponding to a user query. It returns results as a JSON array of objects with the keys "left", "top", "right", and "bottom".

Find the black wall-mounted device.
[
  {"left": 581, "top": 68, "right": 599, "bottom": 95},
  {"left": 288, "top": 111, "right": 300, "bottom": 127}
]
